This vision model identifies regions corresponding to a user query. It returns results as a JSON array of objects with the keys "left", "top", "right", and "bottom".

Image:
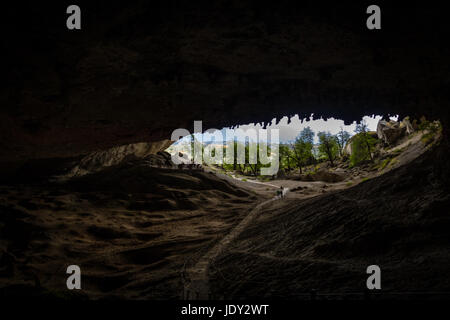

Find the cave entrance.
[{"left": 166, "top": 113, "right": 441, "bottom": 181}]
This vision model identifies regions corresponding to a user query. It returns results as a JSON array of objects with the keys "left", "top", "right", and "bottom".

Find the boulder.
[
  {"left": 299, "top": 169, "right": 346, "bottom": 183},
  {"left": 376, "top": 120, "right": 406, "bottom": 145},
  {"left": 344, "top": 140, "right": 353, "bottom": 155},
  {"left": 334, "top": 167, "right": 346, "bottom": 174},
  {"left": 343, "top": 131, "right": 377, "bottom": 156},
  {"left": 400, "top": 116, "right": 414, "bottom": 135}
]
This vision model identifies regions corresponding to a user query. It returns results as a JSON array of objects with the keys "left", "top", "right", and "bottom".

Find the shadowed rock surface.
[
  {"left": 209, "top": 145, "right": 450, "bottom": 299},
  {"left": 0, "top": 160, "right": 259, "bottom": 299}
]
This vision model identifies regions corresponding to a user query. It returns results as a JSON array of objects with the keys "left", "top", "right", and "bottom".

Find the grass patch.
[
  {"left": 346, "top": 181, "right": 353, "bottom": 186},
  {"left": 378, "top": 157, "right": 392, "bottom": 171},
  {"left": 389, "top": 158, "right": 399, "bottom": 167},
  {"left": 391, "top": 147, "right": 404, "bottom": 155},
  {"left": 421, "top": 132, "right": 435, "bottom": 146}
]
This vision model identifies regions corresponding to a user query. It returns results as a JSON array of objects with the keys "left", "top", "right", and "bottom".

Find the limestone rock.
[
  {"left": 62, "top": 141, "right": 173, "bottom": 178},
  {"left": 400, "top": 117, "right": 414, "bottom": 135},
  {"left": 376, "top": 120, "right": 406, "bottom": 145}
]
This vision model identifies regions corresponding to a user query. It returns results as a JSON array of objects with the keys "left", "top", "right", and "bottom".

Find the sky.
[{"left": 172, "top": 114, "right": 398, "bottom": 145}]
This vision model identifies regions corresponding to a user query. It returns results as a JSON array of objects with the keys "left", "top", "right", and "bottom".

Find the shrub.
[
  {"left": 420, "top": 121, "right": 442, "bottom": 145},
  {"left": 349, "top": 133, "right": 378, "bottom": 167},
  {"left": 418, "top": 117, "right": 431, "bottom": 131},
  {"left": 389, "top": 158, "right": 399, "bottom": 167},
  {"left": 421, "top": 132, "right": 434, "bottom": 145}
]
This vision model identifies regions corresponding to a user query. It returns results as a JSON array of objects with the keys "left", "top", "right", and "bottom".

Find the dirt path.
[{"left": 182, "top": 180, "right": 287, "bottom": 300}]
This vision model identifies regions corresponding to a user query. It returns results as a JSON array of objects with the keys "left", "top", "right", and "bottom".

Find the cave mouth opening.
[{"left": 166, "top": 113, "right": 442, "bottom": 178}]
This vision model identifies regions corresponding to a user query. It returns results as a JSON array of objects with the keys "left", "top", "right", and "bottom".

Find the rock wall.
[
  {"left": 2, "top": 2, "right": 449, "bottom": 165},
  {"left": 62, "top": 140, "right": 173, "bottom": 178}
]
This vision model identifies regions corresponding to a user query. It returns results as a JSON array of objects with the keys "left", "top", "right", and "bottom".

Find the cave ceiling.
[{"left": 1, "top": 1, "right": 449, "bottom": 160}]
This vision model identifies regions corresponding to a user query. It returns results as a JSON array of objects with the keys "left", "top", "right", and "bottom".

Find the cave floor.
[{"left": 0, "top": 130, "right": 447, "bottom": 300}]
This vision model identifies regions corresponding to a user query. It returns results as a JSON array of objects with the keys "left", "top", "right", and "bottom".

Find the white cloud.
[{"left": 173, "top": 114, "right": 398, "bottom": 144}]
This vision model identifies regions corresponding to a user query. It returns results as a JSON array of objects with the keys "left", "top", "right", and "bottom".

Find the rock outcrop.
[
  {"left": 61, "top": 141, "right": 173, "bottom": 179},
  {"left": 344, "top": 131, "right": 377, "bottom": 156},
  {"left": 376, "top": 118, "right": 415, "bottom": 145},
  {"left": 401, "top": 117, "right": 415, "bottom": 135},
  {"left": 377, "top": 120, "right": 406, "bottom": 145}
]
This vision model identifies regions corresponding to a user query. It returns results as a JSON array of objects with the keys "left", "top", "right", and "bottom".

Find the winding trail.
[
  {"left": 230, "top": 174, "right": 282, "bottom": 189},
  {"left": 183, "top": 178, "right": 288, "bottom": 300}
]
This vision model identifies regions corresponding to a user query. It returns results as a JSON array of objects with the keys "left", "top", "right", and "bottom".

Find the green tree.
[
  {"left": 349, "top": 120, "right": 378, "bottom": 167},
  {"left": 354, "top": 120, "right": 374, "bottom": 161},
  {"left": 223, "top": 142, "right": 268, "bottom": 177},
  {"left": 299, "top": 126, "right": 314, "bottom": 145},
  {"left": 279, "top": 144, "right": 295, "bottom": 173},
  {"left": 349, "top": 134, "right": 378, "bottom": 167},
  {"left": 317, "top": 131, "right": 339, "bottom": 166},
  {"left": 291, "top": 127, "right": 315, "bottom": 174},
  {"left": 247, "top": 143, "right": 260, "bottom": 176},
  {"left": 222, "top": 140, "right": 248, "bottom": 174},
  {"left": 336, "top": 127, "right": 351, "bottom": 157}
]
